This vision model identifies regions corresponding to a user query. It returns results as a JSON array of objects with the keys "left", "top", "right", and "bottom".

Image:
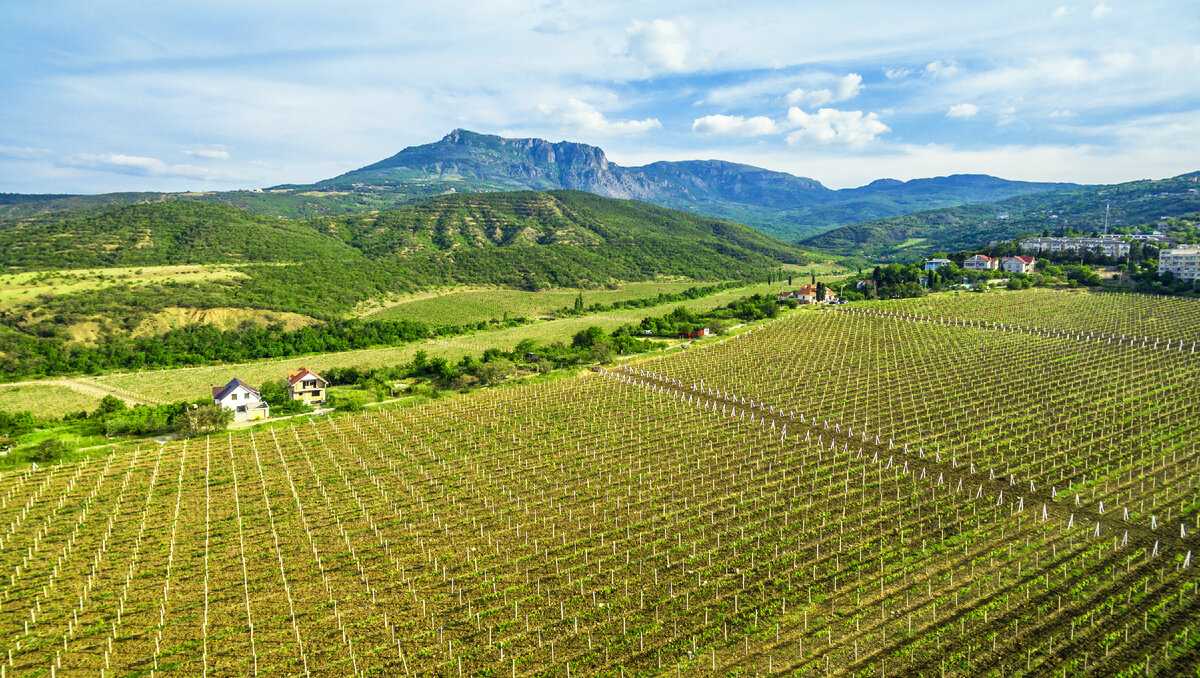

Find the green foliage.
[
  {"left": 27, "top": 439, "right": 66, "bottom": 464},
  {"left": 175, "top": 403, "right": 233, "bottom": 436},
  {"left": 806, "top": 172, "right": 1200, "bottom": 259}
]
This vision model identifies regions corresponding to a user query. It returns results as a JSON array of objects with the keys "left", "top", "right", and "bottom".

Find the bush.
[
  {"left": 175, "top": 404, "right": 233, "bottom": 436},
  {"left": 27, "top": 439, "right": 67, "bottom": 464}
]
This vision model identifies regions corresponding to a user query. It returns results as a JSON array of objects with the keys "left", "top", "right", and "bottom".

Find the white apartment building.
[
  {"left": 1020, "top": 237, "right": 1130, "bottom": 259},
  {"left": 1159, "top": 247, "right": 1200, "bottom": 282}
]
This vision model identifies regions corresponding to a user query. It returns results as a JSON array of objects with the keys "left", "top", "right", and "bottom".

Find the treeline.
[
  {"left": 618, "top": 294, "right": 782, "bottom": 337},
  {"left": 0, "top": 315, "right": 530, "bottom": 380},
  {"left": 554, "top": 283, "right": 740, "bottom": 317}
]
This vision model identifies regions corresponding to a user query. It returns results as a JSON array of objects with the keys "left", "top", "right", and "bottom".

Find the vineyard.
[{"left": 2, "top": 289, "right": 1199, "bottom": 675}]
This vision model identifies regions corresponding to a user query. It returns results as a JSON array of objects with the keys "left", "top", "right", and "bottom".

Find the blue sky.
[{"left": 1, "top": 0, "right": 1197, "bottom": 192}]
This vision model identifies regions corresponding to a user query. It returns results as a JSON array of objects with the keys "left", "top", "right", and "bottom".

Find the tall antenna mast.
[{"left": 1103, "top": 202, "right": 1110, "bottom": 234}]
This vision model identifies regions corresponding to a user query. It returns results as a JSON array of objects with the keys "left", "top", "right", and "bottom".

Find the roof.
[
  {"left": 212, "top": 378, "right": 260, "bottom": 401},
  {"left": 287, "top": 367, "right": 326, "bottom": 386},
  {"left": 926, "top": 258, "right": 952, "bottom": 264},
  {"left": 966, "top": 254, "right": 992, "bottom": 260},
  {"left": 1009, "top": 255, "right": 1036, "bottom": 264}
]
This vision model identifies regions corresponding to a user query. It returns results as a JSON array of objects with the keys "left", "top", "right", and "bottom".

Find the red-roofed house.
[
  {"left": 963, "top": 254, "right": 999, "bottom": 270},
  {"left": 1001, "top": 255, "right": 1037, "bottom": 274},
  {"left": 287, "top": 367, "right": 328, "bottom": 405}
]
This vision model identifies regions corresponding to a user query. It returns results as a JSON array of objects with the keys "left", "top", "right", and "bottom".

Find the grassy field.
[
  {"left": 0, "top": 383, "right": 103, "bottom": 417},
  {"left": 2, "top": 287, "right": 1197, "bottom": 674},
  {"left": 82, "top": 282, "right": 793, "bottom": 404},
  {"left": 364, "top": 280, "right": 712, "bottom": 325},
  {"left": 0, "top": 264, "right": 246, "bottom": 310}
]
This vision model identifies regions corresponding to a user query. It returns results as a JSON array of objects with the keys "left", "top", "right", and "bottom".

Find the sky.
[{"left": 1, "top": 0, "right": 1198, "bottom": 193}]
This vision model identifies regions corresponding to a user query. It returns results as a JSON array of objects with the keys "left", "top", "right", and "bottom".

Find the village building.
[
  {"left": 923, "top": 258, "right": 952, "bottom": 271},
  {"left": 963, "top": 254, "right": 999, "bottom": 271},
  {"left": 1019, "top": 236, "right": 1130, "bottom": 260},
  {"left": 1159, "top": 247, "right": 1200, "bottom": 281},
  {"left": 287, "top": 367, "right": 328, "bottom": 405},
  {"left": 681, "top": 327, "right": 712, "bottom": 340},
  {"left": 777, "top": 284, "right": 838, "bottom": 305},
  {"left": 212, "top": 379, "right": 270, "bottom": 422},
  {"left": 1001, "top": 255, "right": 1037, "bottom": 274}
]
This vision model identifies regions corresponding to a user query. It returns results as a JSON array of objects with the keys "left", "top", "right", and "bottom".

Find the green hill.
[
  {"left": 0, "top": 192, "right": 809, "bottom": 343},
  {"left": 805, "top": 172, "right": 1200, "bottom": 259}
]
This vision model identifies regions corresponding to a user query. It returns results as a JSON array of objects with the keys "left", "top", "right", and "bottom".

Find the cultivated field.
[
  {"left": 2, "top": 288, "right": 1197, "bottom": 675},
  {"left": 856, "top": 288, "right": 1200, "bottom": 344},
  {"left": 363, "top": 281, "right": 711, "bottom": 325},
  {"left": 21, "top": 282, "right": 787, "bottom": 408}
]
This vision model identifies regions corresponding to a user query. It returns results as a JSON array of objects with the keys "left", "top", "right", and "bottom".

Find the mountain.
[
  {"left": 0, "top": 191, "right": 809, "bottom": 338},
  {"left": 283, "top": 129, "right": 1078, "bottom": 239},
  {"left": 804, "top": 171, "right": 1200, "bottom": 259}
]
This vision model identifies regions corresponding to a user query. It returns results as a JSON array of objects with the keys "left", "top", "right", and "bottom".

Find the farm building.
[
  {"left": 778, "top": 284, "right": 837, "bottom": 304},
  {"left": 1001, "top": 255, "right": 1037, "bottom": 274},
  {"left": 681, "top": 327, "right": 712, "bottom": 339},
  {"left": 212, "top": 379, "right": 270, "bottom": 422},
  {"left": 287, "top": 367, "right": 328, "bottom": 405},
  {"left": 963, "top": 254, "right": 998, "bottom": 270}
]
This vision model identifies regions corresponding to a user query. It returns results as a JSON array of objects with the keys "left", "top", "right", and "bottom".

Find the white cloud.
[
  {"left": 185, "top": 146, "right": 230, "bottom": 160},
  {"left": 625, "top": 19, "right": 688, "bottom": 72},
  {"left": 1053, "top": 6, "right": 1070, "bottom": 18},
  {"left": 925, "top": 60, "right": 960, "bottom": 79},
  {"left": 61, "top": 153, "right": 219, "bottom": 180},
  {"left": 785, "top": 73, "right": 862, "bottom": 107},
  {"left": 1048, "top": 109, "right": 1076, "bottom": 118},
  {"left": 0, "top": 145, "right": 52, "bottom": 160},
  {"left": 785, "top": 107, "right": 890, "bottom": 146},
  {"left": 1092, "top": 2, "right": 1112, "bottom": 19},
  {"left": 691, "top": 114, "right": 778, "bottom": 137},
  {"left": 946, "top": 103, "right": 980, "bottom": 118},
  {"left": 884, "top": 67, "right": 911, "bottom": 80},
  {"left": 539, "top": 98, "right": 661, "bottom": 136}
]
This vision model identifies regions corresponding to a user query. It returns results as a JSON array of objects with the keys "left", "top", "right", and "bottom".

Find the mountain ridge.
[{"left": 284, "top": 129, "right": 1079, "bottom": 239}]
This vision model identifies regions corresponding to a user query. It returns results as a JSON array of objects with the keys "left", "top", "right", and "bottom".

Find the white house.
[
  {"left": 963, "top": 254, "right": 999, "bottom": 271},
  {"left": 923, "top": 258, "right": 953, "bottom": 272},
  {"left": 212, "top": 379, "right": 270, "bottom": 422},
  {"left": 1001, "top": 255, "right": 1037, "bottom": 274},
  {"left": 1020, "top": 236, "right": 1129, "bottom": 259},
  {"left": 1159, "top": 247, "right": 1200, "bottom": 282}
]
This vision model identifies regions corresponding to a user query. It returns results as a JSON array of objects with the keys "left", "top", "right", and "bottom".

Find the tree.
[
  {"left": 175, "top": 404, "right": 232, "bottom": 436},
  {"left": 93, "top": 395, "right": 126, "bottom": 418},
  {"left": 574, "top": 293, "right": 584, "bottom": 313},
  {"left": 816, "top": 282, "right": 827, "bottom": 301},
  {"left": 28, "top": 439, "right": 67, "bottom": 464}
]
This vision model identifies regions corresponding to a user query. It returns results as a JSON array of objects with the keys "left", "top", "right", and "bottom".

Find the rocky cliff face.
[{"left": 307, "top": 129, "right": 1079, "bottom": 239}]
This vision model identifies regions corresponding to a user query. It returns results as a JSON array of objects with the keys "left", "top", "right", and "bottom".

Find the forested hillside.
[
  {"left": 806, "top": 171, "right": 1200, "bottom": 258},
  {"left": 0, "top": 191, "right": 808, "bottom": 375}
]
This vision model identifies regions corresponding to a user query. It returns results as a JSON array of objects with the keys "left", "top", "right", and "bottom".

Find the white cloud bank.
[
  {"left": 946, "top": 103, "right": 980, "bottom": 118},
  {"left": 61, "top": 153, "right": 220, "bottom": 180},
  {"left": 785, "top": 107, "right": 890, "bottom": 146},
  {"left": 185, "top": 146, "right": 230, "bottom": 160},
  {"left": 625, "top": 19, "right": 688, "bottom": 72},
  {"left": 539, "top": 98, "right": 661, "bottom": 136},
  {"left": 691, "top": 114, "right": 777, "bottom": 136},
  {"left": 785, "top": 73, "right": 863, "bottom": 107}
]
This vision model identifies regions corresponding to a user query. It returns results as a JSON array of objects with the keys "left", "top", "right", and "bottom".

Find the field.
[
  {"left": 0, "top": 282, "right": 788, "bottom": 409},
  {"left": 2, "top": 288, "right": 1198, "bottom": 675},
  {"left": 0, "top": 264, "right": 246, "bottom": 310},
  {"left": 364, "top": 281, "right": 718, "bottom": 325},
  {"left": 856, "top": 288, "right": 1200, "bottom": 343}
]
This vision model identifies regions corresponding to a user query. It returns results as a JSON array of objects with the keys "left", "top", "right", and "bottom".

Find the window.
[
  {"left": 236, "top": 405, "right": 247, "bottom": 413},
  {"left": 230, "top": 393, "right": 238, "bottom": 401}
]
